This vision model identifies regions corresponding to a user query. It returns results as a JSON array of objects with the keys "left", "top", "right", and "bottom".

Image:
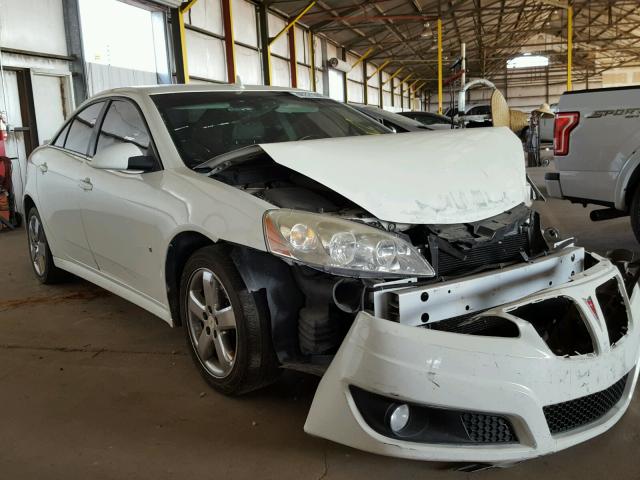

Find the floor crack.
[
  {"left": 317, "top": 445, "right": 328, "bottom": 480},
  {"left": 0, "top": 344, "right": 185, "bottom": 356}
]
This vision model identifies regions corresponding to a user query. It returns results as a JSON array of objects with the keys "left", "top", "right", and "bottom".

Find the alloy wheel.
[
  {"left": 28, "top": 215, "right": 46, "bottom": 276},
  {"left": 185, "top": 268, "right": 238, "bottom": 378}
]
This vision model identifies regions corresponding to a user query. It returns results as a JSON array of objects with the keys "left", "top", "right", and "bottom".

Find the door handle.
[
  {"left": 78, "top": 177, "right": 93, "bottom": 191},
  {"left": 39, "top": 162, "right": 48, "bottom": 173}
]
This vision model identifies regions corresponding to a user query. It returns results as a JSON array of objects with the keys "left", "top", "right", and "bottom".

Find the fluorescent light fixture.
[{"left": 507, "top": 55, "right": 549, "bottom": 69}]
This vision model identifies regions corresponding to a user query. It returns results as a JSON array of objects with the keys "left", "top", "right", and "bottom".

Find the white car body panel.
[
  {"left": 306, "top": 253, "right": 640, "bottom": 463},
  {"left": 261, "top": 127, "right": 527, "bottom": 224},
  {"left": 22, "top": 84, "right": 640, "bottom": 464}
]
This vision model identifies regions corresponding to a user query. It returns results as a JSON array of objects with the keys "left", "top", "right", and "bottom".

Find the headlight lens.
[{"left": 263, "top": 210, "right": 435, "bottom": 278}]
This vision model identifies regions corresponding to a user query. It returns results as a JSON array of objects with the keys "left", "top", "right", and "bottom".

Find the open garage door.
[{"left": 0, "top": 68, "right": 74, "bottom": 217}]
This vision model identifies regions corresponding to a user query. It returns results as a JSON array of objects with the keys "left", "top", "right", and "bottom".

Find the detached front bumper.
[{"left": 304, "top": 250, "right": 640, "bottom": 464}]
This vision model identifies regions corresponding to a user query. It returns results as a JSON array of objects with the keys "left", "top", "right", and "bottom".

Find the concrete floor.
[{"left": 2, "top": 170, "right": 640, "bottom": 479}]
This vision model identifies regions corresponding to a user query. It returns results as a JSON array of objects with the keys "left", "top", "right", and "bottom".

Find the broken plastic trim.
[
  {"left": 423, "top": 314, "right": 519, "bottom": 338},
  {"left": 509, "top": 296, "right": 594, "bottom": 356},
  {"left": 595, "top": 277, "right": 629, "bottom": 346}
]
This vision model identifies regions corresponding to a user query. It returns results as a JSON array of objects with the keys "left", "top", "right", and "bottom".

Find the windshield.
[{"left": 152, "top": 91, "right": 389, "bottom": 168}]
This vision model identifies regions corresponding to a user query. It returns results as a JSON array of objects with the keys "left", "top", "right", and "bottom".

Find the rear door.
[
  {"left": 34, "top": 101, "right": 106, "bottom": 268},
  {"left": 79, "top": 98, "right": 169, "bottom": 302}
]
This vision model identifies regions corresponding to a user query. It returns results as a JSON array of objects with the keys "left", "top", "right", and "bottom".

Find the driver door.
[{"left": 79, "top": 99, "right": 169, "bottom": 302}]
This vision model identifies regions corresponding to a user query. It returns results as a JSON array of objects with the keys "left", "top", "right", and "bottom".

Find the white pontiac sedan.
[{"left": 23, "top": 84, "right": 640, "bottom": 465}]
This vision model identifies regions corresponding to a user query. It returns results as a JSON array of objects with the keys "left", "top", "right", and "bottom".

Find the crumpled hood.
[{"left": 259, "top": 127, "right": 527, "bottom": 224}]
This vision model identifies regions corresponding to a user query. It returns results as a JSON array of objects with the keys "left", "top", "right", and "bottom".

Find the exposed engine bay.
[{"left": 204, "top": 148, "right": 554, "bottom": 366}]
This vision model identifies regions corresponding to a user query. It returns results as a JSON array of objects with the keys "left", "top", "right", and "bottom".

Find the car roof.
[{"left": 94, "top": 83, "right": 314, "bottom": 97}]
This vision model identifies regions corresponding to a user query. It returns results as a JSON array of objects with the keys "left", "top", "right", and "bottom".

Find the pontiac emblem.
[{"left": 585, "top": 296, "right": 599, "bottom": 318}]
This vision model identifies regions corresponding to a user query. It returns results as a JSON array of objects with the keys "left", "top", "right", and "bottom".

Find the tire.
[
  {"left": 26, "top": 207, "right": 67, "bottom": 284},
  {"left": 631, "top": 187, "right": 640, "bottom": 244},
  {"left": 180, "top": 245, "right": 280, "bottom": 395}
]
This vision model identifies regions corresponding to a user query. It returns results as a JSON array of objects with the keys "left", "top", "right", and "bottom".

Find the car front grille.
[
  {"left": 434, "top": 231, "right": 529, "bottom": 276},
  {"left": 543, "top": 374, "right": 629, "bottom": 435}
]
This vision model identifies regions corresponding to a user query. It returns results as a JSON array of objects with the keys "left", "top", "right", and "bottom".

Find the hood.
[{"left": 259, "top": 127, "right": 527, "bottom": 224}]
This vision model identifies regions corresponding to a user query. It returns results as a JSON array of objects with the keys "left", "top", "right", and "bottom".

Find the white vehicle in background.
[
  {"left": 349, "top": 104, "right": 432, "bottom": 132},
  {"left": 545, "top": 86, "right": 640, "bottom": 241},
  {"left": 23, "top": 84, "right": 640, "bottom": 465}
]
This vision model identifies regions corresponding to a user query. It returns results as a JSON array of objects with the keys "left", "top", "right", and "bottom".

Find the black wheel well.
[
  {"left": 165, "top": 231, "right": 217, "bottom": 326},
  {"left": 23, "top": 195, "right": 35, "bottom": 217},
  {"left": 625, "top": 164, "right": 640, "bottom": 211}
]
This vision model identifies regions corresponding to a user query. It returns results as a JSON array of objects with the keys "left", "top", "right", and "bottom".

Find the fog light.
[{"left": 388, "top": 404, "right": 410, "bottom": 433}]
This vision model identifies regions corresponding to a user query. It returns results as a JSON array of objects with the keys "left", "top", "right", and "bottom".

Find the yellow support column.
[
  {"left": 178, "top": 0, "right": 199, "bottom": 84},
  {"left": 437, "top": 18, "right": 443, "bottom": 114},
  {"left": 567, "top": 5, "right": 573, "bottom": 91}
]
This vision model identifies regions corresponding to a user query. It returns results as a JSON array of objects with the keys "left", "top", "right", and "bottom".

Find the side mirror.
[{"left": 91, "top": 142, "right": 154, "bottom": 172}]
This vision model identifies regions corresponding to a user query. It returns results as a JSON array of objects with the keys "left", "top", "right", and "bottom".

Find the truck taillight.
[{"left": 554, "top": 112, "right": 579, "bottom": 156}]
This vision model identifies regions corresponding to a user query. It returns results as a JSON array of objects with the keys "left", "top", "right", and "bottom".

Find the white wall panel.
[
  {"left": 347, "top": 53, "right": 362, "bottom": 81},
  {"left": 367, "top": 63, "right": 380, "bottom": 88},
  {"left": 326, "top": 42, "right": 338, "bottom": 61},
  {"left": 313, "top": 35, "right": 322, "bottom": 69},
  {"left": 381, "top": 72, "right": 391, "bottom": 92},
  {"left": 347, "top": 80, "right": 363, "bottom": 103},
  {"left": 271, "top": 56, "right": 290, "bottom": 87},
  {"left": 86, "top": 62, "right": 158, "bottom": 96},
  {"left": 367, "top": 87, "right": 379, "bottom": 106},
  {"left": 233, "top": 0, "right": 257, "bottom": 47},
  {"left": 185, "top": 30, "right": 227, "bottom": 81},
  {"left": 314, "top": 70, "right": 323, "bottom": 94},
  {"left": 235, "top": 45, "right": 262, "bottom": 84},
  {"left": 298, "top": 65, "right": 311, "bottom": 91},
  {"left": 382, "top": 90, "right": 391, "bottom": 106},
  {"left": 0, "top": 0, "right": 67, "bottom": 56},
  {"left": 394, "top": 93, "right": 401, "bottom": 107},
  {"left": 268, "top": 13, "right": 288, "bottom": 57},
  {"left": 295, "top": 26, "right": 308, "bottom": 64},
  {"left": 328, "top": 68, "right": 344, "bottom": 102},
  {"left": 188, "top": 0, "right": 223, "bottom": 35}
]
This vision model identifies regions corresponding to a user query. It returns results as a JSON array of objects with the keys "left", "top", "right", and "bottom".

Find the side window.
[
  {"left": 53, "top": 122, "right": 71, "bottom": 147},
  {"left": 95, "top": 100, "right": 150, "bottom": 156},
  {"left": 64, "top": 102, "right": 105, "bottom": 155}
]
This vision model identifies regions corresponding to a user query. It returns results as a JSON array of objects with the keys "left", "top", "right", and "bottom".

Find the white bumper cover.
[{"left": 304, "top": 254, "right": 640, "bottom": 463}]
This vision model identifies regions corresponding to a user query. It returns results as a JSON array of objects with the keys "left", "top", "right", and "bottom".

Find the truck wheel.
[
  {"left": 630, "top": 187, "right": 640, "bottom": 243},
  {"left": 180, "top": 245, "right": 280, "bottom": 395}
]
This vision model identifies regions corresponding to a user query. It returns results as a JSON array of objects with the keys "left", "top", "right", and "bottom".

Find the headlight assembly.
[{"left": 263, "top": 210, "right": 435, "bottom": 278}]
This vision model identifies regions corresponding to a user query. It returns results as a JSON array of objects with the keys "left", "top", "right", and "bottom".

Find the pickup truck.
[{"left": 545, "top": 86, "right": 640, "bottom": 241}]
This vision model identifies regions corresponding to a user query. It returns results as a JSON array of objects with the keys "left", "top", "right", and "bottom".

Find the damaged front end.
[
  {"left": 203, "top": 133, "right": 640, "bottom": 463},
  {"left": 305, "top": 249, "right": 640, "bottom": 463}
]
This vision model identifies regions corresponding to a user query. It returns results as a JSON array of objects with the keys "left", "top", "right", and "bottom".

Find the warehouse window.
[{"left": 507, "top": 54, "right": 549, "bottom": 69}]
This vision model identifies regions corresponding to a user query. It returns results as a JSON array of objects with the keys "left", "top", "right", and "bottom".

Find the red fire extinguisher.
[{"left": 0, "top": 112, "right": 7, "bottom": 157}]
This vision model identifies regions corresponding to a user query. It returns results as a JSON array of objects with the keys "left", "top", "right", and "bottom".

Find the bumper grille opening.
[
  {"left": 509, "top": 296, "right": 594, "bottom": 356},
  {"left": 424, "top": 314, "right": 519, "bottom": 337},
  {"left": 350, "top": 386, "right": 518, "bottom": 445},
  {"left": 461, "top": 413, "right": 517, "bottom": 443},
  {"left": 543, "top": 374, "right": 629, "bottom": 434},
  {"left": 596, "top": 278, "right": 629, "bottom": 345}
]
